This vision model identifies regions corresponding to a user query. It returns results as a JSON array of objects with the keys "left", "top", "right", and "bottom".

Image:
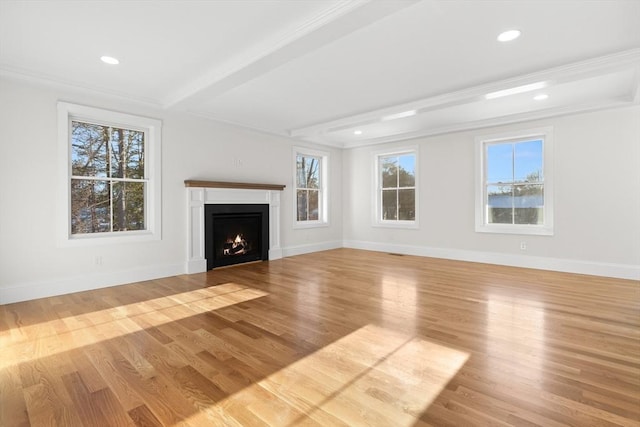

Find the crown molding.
[{"left": 0, "top": 64, "right": 163, "bottom": 108}]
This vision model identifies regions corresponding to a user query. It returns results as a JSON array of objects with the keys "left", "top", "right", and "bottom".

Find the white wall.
[
  {"left": 1, "top": 76, "right": 637, "bottom": 304},
  {"left": 0, "top": 78, "right": 343, "bottom": 303},
  {"left": 343, "top": 106, "right": 640, "bottom": 280}
]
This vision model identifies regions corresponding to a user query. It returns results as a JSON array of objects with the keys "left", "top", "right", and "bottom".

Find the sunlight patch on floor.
[
  {"left": 0, "top": 283, "right": 268, "bottom": 369},
  {"left": 189, "top": 324, "right": 470, "bottom": 426}
]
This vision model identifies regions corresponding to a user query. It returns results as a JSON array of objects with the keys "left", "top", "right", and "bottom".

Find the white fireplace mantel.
[{"left": 185, "top": 180, "right": 285, "bottom": 273}]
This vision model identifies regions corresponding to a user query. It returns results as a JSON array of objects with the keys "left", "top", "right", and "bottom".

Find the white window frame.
[
  {"left": 293, "top": 147, "right": 329, "bottom": 229},
  {"left": 475, "top": 126, "right": 554, "bottom": 236},
  {"left": 373, "top": 147, "right": 419, "bottom": 229},
  {"left": 57, "top": 102, "right": 162, "bottom": 246}
]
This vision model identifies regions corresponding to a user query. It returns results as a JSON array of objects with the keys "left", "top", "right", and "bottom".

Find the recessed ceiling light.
[
  {"left": 353, "top": 130, "right": 363, "bottom": 135},
  {"left": 485, "top": 82, "right": 546, "bottom": 100},
  {"left": 533, "top": 94, "right": 549, "bottom": 101},
  {"left": 100, "top": 55, "right": 119, "bottom": 65},
  {"left": 497, "top": 30, "right": 521, "bottom": 42},
  {"left": 382, "top": 110, "right": 417, "bottom": 121}
]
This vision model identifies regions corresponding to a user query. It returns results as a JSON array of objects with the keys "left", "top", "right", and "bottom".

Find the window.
[
  {"left": 476, "top": 127, "right": 553, "bottom": 235},
  {"left": 294, "top": 147, "right": 328, "bottom": 227},
  {"left": 375, "top": 149, "right": 417, "bottom": 227},
  {"left": 57, "top": 102, "right": 162, "bottom": 245}
]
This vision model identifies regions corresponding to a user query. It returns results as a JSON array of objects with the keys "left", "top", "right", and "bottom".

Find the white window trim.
[
  {"left": 373, "top": 146, "right": 419, "bottom": 229},
  {"left": 293, "top": 146, "right": 329, "bottom": 229},
  {"left": 475, "top": 126, "right": 554, "bottom": 236},
  {"left": 57, "top": 102, "right": 162, "bottom": 246}
]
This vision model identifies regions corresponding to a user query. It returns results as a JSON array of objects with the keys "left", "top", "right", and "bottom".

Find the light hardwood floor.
[{"left": 1, "top": 248, "right": 638, "bottom": 426}]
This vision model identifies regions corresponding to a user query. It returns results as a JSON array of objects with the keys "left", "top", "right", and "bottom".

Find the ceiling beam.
[
  {"left": 290, "top": 49, "right": 640, "bottom": 147},
  {"left": 163, "top": 0, "right": 420, "bottom": 110}
]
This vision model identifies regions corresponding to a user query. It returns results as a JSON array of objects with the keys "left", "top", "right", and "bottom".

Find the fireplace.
[
  {"left": 185, "top": 181, "right": 284, "bottom": 274},
  {"left": 204, "top": 204, "right": 269, "bottom": 269}
]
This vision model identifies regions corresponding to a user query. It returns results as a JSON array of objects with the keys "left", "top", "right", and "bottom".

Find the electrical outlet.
[
  {"left": 94, "top": 256, "right": 103, "bottom": 266},
  {"left": 520, "top": 241, "right": 527, "bottom": 251}
]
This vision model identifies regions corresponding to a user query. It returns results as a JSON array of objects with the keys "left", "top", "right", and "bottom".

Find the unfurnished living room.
[{"left": 0, "top": 1, "right": 639, "bottom": 426}]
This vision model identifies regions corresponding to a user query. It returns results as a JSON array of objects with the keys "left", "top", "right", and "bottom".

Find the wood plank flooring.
[{"left": 1, "top": 248, "right": 638, "bottom": 426}]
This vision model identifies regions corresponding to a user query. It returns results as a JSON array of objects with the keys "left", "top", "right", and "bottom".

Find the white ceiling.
[{"left": 1, "top": 0, "right": 639, "bottom": 148}]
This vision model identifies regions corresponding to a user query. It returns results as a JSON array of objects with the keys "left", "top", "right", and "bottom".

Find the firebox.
[{"left": 204, "top": 204, "right": 269, "bottom": 269}]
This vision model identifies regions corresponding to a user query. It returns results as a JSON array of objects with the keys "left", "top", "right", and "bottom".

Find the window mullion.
[{"left": 70, "top": 176, "right": 146, "bottom": 183}]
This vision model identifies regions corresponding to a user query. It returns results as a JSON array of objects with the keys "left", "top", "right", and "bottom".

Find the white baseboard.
[
  {"left": 269, "top": 247, "right": 283, "bottom": 260},
  {"left": 342, "top": 240, "right": 640, "bottom": 281},
  {"left": 186, "top": 259, "right": 207, "bottom": 274},
  {"left": 0, "top": 262, "right": 185, "bottom": 305},
  {"left": 282, "top": 240, "right": 343, "bottom": 258},
  {"left": 4, "top": 241, "right": 636, "bottom": 304}
]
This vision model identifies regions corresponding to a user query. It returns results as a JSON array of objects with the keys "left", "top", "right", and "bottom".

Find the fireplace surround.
[{"left": 185, "top": 180, "right": 284, "bottom": 273}]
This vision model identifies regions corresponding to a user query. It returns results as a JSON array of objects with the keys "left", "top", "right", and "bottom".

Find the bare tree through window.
[
  {"left": 70, "top": 121, "right": 145, "bottom": 234},
  {"left": 379, "top": 153, "right": 416, "bottom": 221},
  {"left": 296, "top": 155, "right": 320, "bottom": 221}
]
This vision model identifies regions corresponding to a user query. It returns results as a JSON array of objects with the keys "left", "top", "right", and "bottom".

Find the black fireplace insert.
[{"left": 204, "top": 204, "right": 269, "bottom": 269}]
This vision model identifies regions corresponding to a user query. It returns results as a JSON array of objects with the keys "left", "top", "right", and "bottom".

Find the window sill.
[
  {"left": 475, "top": 224, "right": 553, "bottom": 236},
  {"left": 293, "top": 221, "right": 329, "bottom": 230},
  {"left": 373, "top": 220, "right": 419, "bottom": 230}
]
